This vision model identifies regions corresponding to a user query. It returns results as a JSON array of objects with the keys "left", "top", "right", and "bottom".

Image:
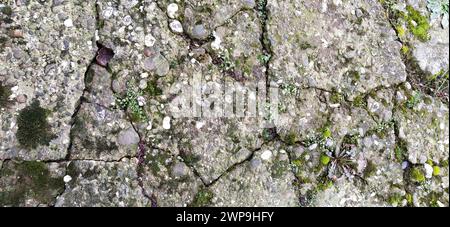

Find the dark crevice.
[
  {"left": 203, "top": 148, "right": 258, "bottom": 188},
  {"left": 52, "top": 0, "right": 114, "bottom": 206}
]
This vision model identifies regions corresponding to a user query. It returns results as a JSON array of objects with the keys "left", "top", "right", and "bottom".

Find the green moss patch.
[
  {"left": 16, "top": 101, "right": 55, "bottom": 149},
  {"left": 405, "top": 5, "right": 430, "bottom": 42},
  {"left": 190, "top": 188, "right": 214, "bottom": 207},
  {"left": 0, "top": 161, "right": 64, "bottom": 206},
  {"left": 410, "top": 167, "right": 426, "bottom": 183},
  {"left": 0, "top": 82, "right": 12, "bottom": 108}
]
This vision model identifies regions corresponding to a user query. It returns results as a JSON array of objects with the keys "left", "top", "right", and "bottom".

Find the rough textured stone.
[
  {"left": 55, "top": 159, "right": 149, "bottom": 207},
  {"left": 0, "top": 1, "right": 97, "bottom": 161},
  {"left": 1, "top": 0, "right": 448, "bottom": 207}
]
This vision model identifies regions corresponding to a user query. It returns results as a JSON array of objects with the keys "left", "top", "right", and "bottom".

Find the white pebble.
[
  {"left": 261, "top": 150, "right": 273, "bottom": 160},
  {"left": 144, "top": 34, "right": 156, "bottom": 47},
  {"left": 163, "top": 116, "right": 171, "bottom": 130},
  {"left": 424, "top": 163, "right": 433, "bottom": 179},
  {"left": 63, "top": 175, "right": 72, "bottom": 183},
  {"left": 167, "top": 3, "right": 179, "bottom": 19},
  {"left": 64, "top": 18, "right": 73, "bottom": 27},
  {"left": 146, "top": 121, "right": 153, "bottom": 130},
  {"left": 196, "top": 121, "right": 205, "bottom": 129},
  {"left": 401, "top": 161, "right": 409, "bottom": 170},
  {"left": 308, "top": 143, "right": 318, "bottom": 150},
  {"left": 139, "top": 79, "right": 147, "bottom": 89},
  {"left": 169, "top": 20, "right": 183, "bottom": 33},
  {"left": 137, "top": 96, "right": 146, "bottom": 106}
]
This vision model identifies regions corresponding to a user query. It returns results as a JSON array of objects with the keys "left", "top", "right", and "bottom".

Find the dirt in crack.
[{"left": 137, "top": 140, "right": 158, "bottom": 207}]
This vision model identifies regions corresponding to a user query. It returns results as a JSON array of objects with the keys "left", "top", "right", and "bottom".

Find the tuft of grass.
[{"left": 16, "top": 101, "right": 55, "bottom": 149}]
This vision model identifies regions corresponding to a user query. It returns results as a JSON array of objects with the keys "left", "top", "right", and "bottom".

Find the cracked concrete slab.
[{"left": 0, "top": 0, "right": 448, "bottom": 207}]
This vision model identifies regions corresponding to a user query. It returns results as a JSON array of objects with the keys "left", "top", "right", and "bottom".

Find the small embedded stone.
[
  {"left": 167, "top": 3, "right": 179, "bottom": 19},
  {"left": 169, "top": 20, "right": 183, "bottom": 33}
]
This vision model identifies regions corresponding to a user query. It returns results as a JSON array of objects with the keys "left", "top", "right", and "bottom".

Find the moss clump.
[
  {"left": 190, "top": 188, "right": 214, "bottom": 207},
  {"left": 0, "top": 82, "right": 12, "bottom": 108},
  {"left": 299, "top": 42, "right": 313, "bottom": 50},
  {"left": 0, "top": 5, "right": 13, "bottom": 16},
  {"left": 395, "top": 25, "right": 406, "bottom": 37},
  {"left": 271, "top": 160, "right": 289, "bottom": 179},
  {"left": 352, "top": 95, "right": 367, "bottom": 108},
  {"left": 388, "top": 194, "right": 403, "bottom": 206},
  {"left": 146, "top": 79, "right": 162, "bottom": 97},
  {"left": 432, "top": 166, "right": 441, "bottom": 176},
  {"left": 16, "top": 101, "right": 55, "bottom": 149},
  {"left": 345, "top": 70, "right": 361, "bottom": 85},
  {"left": 320, "top": 154, "right": 331, "bottom": 166},
  {"left": 284, "top": 132, "right": 298, "bottom": 145},
  {"left": 262, "top": 128, "right": 277, "bottom": 142},
  {"left": 146, "top": 151, "right": 172, "bottom": 175},
  {"left": 405, "top": 5, "right": 430, "bottom": 42},
  {"left": 330, "top": 91, "right": 345, "bottom": 104},
  {"left": 401, "top": 45, "right": 410, "bottom": 55},
  {"left": 405, "top": 193, "right": 413, "bottom": 206},
  {"left": 180, "top": 151, "right": 201, "bottom": 166},
  {"left": 364, "top": 160, "right": 377, "bottom": 178},
  {"left": 410, "top": 167, "right": 426, "bottom": 183},
  {"left": 0, "top": 161, "right": 64, "bottom": 206},
  {"left": 394, "top": 144, "right": 406, "bottom": 162},
  {"left": 316, "top": 179, "right": 333, "bottom": 191},
  {"left": 321, "top": 127, "right": 332, "bottom": 139}
]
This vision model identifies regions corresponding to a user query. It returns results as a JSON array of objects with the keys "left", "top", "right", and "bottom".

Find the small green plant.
[
  {"left": 405, "top": 193, "right": 414, "bottom": 206},
  {"left": 394, "top": 145, "right": 406, "bottom": 162},
  {"left": 330, "top": 91, "right": 345, "bottom": 104},
  {"left": 218, "top": 49, "right": 235, "bottom": 72},
  {"left": 115, "top": 85, "right": 147, "bottom": 121},
  {"left": 321, "top": 127, "right": 332, "bottom": 139},
  {"left": 427, "top": 0, "right": 449, "bottom": 28},
  {"left": 406, "top": 92, "right": 422, "bottom": 109},
  {"left": 280, "top": 83, "right": 298, "bottom": 96},
  {"left": 256, "top": 0, "right": 268, "bottom": 20},
  {"left": 257, "top": 53, "right": 271, "bottom": 64},
  {"left": 16, "top": 101, "right": 55, "bottom": 149}
]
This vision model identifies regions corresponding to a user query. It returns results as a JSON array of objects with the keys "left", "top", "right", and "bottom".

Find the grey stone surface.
[{"left": 1, "top": 0, "right": 448, "bottom": 207}]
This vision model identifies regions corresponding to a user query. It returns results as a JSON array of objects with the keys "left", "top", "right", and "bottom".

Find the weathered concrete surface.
[{"left": 1, "top": 0, "right": 448, "bottom": 207}]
